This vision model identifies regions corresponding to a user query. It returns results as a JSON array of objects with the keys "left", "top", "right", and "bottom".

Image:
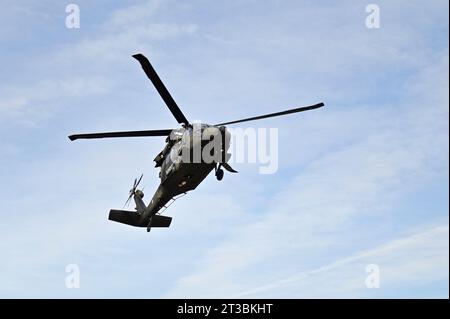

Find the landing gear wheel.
[{"left": 216, "top": 168, "right": 224, "bottom": 181}]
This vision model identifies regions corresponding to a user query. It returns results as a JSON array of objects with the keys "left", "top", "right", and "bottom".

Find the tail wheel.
[{"left": 216, "top": 168, "right": 224, "bottom": 181}]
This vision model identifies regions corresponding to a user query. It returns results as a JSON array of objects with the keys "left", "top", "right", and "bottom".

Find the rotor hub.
[{"left": 135, "top": 190, "right": 144, "bottom": 198}]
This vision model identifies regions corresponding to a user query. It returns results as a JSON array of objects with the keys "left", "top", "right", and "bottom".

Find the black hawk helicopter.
[{"left": 69, "top": 53, "right": 324, "bottom": 232}]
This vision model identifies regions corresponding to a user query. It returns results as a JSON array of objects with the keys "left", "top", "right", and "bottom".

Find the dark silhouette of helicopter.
[{"left": 69, "top": 53, "right": 324, "bottom": 232}]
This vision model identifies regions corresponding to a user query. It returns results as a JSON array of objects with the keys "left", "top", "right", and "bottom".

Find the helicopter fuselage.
[{"left": 140, "top": 124, "right": 231, "bottom": 225}]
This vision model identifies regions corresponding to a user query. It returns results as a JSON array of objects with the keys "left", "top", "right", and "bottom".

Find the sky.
[{"left": 0, "top": 0, "right": 448, "bottom": 298}]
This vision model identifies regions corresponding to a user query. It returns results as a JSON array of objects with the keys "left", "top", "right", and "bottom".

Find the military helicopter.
[{"left": 69, "top": 53, "right": 324, "bottom": 232}]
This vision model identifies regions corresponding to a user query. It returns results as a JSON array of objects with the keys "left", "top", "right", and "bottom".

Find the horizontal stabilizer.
[
  {"left": 109, "top": 209, "right": 143, "bottom": 227},
  {"left": 150, "top": 215, "right": 172, "bottom": 227},
  {"left": 109, "top": 209, "right": 172, "bottom": 228}
]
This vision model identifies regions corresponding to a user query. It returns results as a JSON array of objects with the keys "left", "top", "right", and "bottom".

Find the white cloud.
[
  {"left": 106, "top": 0, "right": 163, "bottom": 30},
  {"left": 235, "top": 225, "right": 449, "bottom": 298},
  {"left": 0, "top": 0, "right": 198, "bottom": 125},
  {"left": 0, "top": 96, "right": 28, "bottom": 110},
  {"left": 0, "top": 77, "right": 112, "bottom": 124}
]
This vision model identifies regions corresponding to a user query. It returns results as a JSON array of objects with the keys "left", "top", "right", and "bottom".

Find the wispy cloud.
[
  {"left": 0, "top": 0, "right": 447, "bottom": 298},
  {"left": 106, "top": 0, "right": 163, "bottom": 30},
  {"left": 235, "top": 225, "right": 449, "bottom": 298},
  {"left": 0, "top": 77, "right": 112, "bottom": 124},
  {"left": 0, "top": 0, "right": 198, "bottom": 125}
]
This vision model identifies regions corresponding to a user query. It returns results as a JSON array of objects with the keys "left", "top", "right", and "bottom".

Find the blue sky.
[{"left": 0, "top": 0, "right": 448, "bottom": 298}]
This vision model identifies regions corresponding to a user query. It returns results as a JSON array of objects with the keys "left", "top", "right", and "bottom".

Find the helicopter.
[{"left": 69, "top": 53, "right": 324, "bottom": 232}]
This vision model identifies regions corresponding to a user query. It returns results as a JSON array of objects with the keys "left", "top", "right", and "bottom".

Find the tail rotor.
[{"left": 124, "top": 174, "right": 143, "bottom": 207}]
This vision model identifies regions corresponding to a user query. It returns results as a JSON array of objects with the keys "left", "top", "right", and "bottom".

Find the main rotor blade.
[
  {"left": 215, "top": 103, "right": 324, "bottom": 126},
  {"left": 68, "top": 129, "right": 173, "bottom": 141},
  {"left": 132, "top": 53, "right": 189, "bottom": 126}
]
